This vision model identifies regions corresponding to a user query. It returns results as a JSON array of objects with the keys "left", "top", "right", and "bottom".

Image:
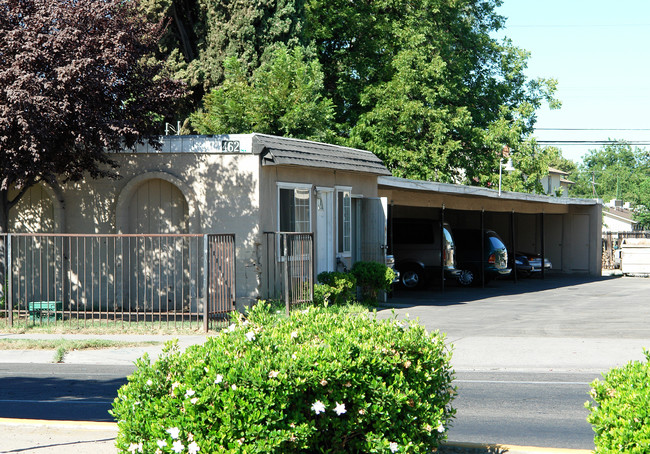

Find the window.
[
  {"left": 337, "top": 188, "right": 351, "bottom": 255},
  {"left": 278, "top": 185, "right": 311, "bottom": 233}
]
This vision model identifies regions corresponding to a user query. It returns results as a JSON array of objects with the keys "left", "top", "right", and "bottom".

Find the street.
[
  {"left": 451, "top": 371, "right": 596, "bottom": 449},
  {"left": 0, "top": 363, "right": 133, "bottom": 422}
]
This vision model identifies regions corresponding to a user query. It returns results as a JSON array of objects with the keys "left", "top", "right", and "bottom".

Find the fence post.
[
  {"left": 7, "top": 234, "right": 12, "bottom": 327},
  {"left": 283, "top": 234, "right": 290, "bottom": 317},
  {"left": 203, "top": 234, "right": 209, "bottom": 333}
]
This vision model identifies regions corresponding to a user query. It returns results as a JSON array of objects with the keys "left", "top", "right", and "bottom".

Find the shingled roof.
[{"left": 253, "top": 134, "right": 392, "bottom": 176}]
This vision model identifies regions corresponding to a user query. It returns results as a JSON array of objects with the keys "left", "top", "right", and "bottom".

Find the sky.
[{"left": 495, "top": 0, "right": 650, "bottom": 164}]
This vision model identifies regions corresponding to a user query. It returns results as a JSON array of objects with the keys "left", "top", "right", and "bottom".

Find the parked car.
[
  {"left": 518, "top": 251, "right": 552, "bottom": 275},
  {"left": 453, "top": 229, "right": 511, "bottom": 286},
  {"left": 390, "top": 218, "right": 460, "bottom": 289}
]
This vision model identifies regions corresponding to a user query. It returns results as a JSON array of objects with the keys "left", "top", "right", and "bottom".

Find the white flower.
[
  {"left": 333, "top": 402, "right": 346, "bottom": 415},
  {"left": 215, "top": 374, "right": 223, "bottom": 384},
  {"left": 166, "top": 427, "right": 181, "bottom": 439},
  {"left": 146, "top": 379, "right": 153, "bottom": 386},
  {"left": 188, "top": 441, "right": 201, "bottom": 454},
  {"left": 242, "top": 320, "right": 250, "bottom": 326},
  {"left": 171, "top": 382, "right": 180, "bottom": 390},
  {"left": 311, "top": 400, "right": 326, "bottom": 415},
  {"left": 226, "top": 324, "right": 236, "bottom": 332},
  {"left": 128, "top": 442, "right": 143, "bottom": 453},
  {"left": 290, "top": 331, "right": 298, "bottom": 338},
  {"left": 231, "top": 384, "right": 237, "bottom": 390},
  {"left": 389, "top": 441, "right": 399, "bottom": 452},
  {"left": 245, "top": 331, "right": 256, "bottom": 341},
  {"left": 157, "top": 440, "right": 167, "bottom": 448},
  {"left": 172, "top": 440, "right": 184, "bottom": 453},
  {"left": 268, "top": 370, "right": 279, "bottom": 378},
  {"left": 190, "top": 397, "right": 199, "bottom": 404},
  {"left": 185, "top": 389, "right": 195, "bottom": 398},
  {"left": 436, "top": 422, "right": 445, "bottom": 433},
  {"left": 292, "top": 353, "right": 297, "bottom": 360}
]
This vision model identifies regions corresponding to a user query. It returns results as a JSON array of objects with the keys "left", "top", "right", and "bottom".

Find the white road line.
[{"left": 456, "top": 379, "right": 591, "bottom": 385}]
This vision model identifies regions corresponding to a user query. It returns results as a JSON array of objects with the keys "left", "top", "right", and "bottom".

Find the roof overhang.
[
  {"left": 254, "top": 134, "right": 392, "bottom": 176},
  {"left": 378, "top": 176, "right": 601, "bottom": 214}
]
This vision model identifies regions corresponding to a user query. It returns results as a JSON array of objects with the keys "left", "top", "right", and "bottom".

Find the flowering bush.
[
  {"left": 111, "top": 302, "right": 455, "bottom": 453},
  {"left": 586, "top": 349, "right": 650, "bottom": 453}
]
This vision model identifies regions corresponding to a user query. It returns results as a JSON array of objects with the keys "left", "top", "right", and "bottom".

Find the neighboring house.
[
  {"left": 602, "top": 199, "right": 639, "bottom": 232},
  {"left": 541, "top": 167, "right": 574, "bottom": 197},
  {"left": 7, "top": 134, "right": 391, "bottom": 309}
]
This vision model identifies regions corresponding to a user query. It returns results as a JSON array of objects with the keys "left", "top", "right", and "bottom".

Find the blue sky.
[{"left": 495, "top": 0, "right": 650, "bottom": 163}]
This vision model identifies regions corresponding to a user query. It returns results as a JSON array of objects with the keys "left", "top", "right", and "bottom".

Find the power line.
[
  {"left": 536, "top": 141, "right": 650, "bottom": 146},
  {"left": 536, "top": 128, "right": 650, "bottom": 131}
]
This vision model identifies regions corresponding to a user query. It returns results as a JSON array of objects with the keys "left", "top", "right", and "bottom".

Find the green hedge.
[
  {"left": 314, "top": 271, "right": 357, "bottom": 306},
  {"left": 586, "top": 349, "right": 650, "bottom": 453},
  {"left": 111, "top": 302, "right": 455, "bottom": 453},
  {"left": 350, "top": 261, "right": 396, "bottom": 302}
]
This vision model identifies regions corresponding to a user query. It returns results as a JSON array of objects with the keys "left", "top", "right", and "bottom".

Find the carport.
[{"left": 378, "top": 176, "right": 602, "bottom": 281}]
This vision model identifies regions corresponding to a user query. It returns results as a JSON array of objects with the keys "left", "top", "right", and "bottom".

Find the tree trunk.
[{"left": 0, "top": 189, "right": 9, "bottom": 235}]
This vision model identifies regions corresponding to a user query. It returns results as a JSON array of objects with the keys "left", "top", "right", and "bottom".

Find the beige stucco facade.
[{"left": 8, "top": 135, "right": 385, "bottom": 308}]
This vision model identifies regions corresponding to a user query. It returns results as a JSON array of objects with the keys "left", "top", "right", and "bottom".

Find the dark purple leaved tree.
[{"left": 0, "top": 0, "right": 185, "bottom": 232}]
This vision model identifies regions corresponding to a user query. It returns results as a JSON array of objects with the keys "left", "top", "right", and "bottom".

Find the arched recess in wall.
[
  {"left": 8, "top": 182, "right": 64, "bottom": 233},
  {"left": 115, "top": 172, "right": 200, "bottom": 234}
]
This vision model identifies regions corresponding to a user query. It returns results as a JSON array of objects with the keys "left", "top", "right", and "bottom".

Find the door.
[
  {"left": 315, "top": 188, "right": 335, "bottom": 275},
  {"left": 545, "top": 214, "right": 563, "bottom": 271},
  {"left": 360, "top": 197, "right": 388, "bottom": 264},
  {"left": 569, "top": 214, "right": 590, "bottom": 271}
]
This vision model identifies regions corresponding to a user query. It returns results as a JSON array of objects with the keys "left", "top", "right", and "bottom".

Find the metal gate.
[{"left": 0, "top": 233, "right": 235, "bottom": 331}]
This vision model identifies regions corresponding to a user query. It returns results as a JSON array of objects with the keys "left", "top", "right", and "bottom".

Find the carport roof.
[{"left": 378, "top": 176, "right": 600, "bottom": 206}]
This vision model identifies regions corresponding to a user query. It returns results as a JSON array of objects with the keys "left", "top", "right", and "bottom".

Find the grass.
[
  {"left": 0, "top": 319, "right": 223, "bottom": 335},
  {"left": 0, "top": 338, "right": 162, "bottom": 363}
]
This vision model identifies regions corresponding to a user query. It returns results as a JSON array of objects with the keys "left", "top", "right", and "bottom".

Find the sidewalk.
[{"left": 0, "top": 333, "right": 207, "bottom": 365}]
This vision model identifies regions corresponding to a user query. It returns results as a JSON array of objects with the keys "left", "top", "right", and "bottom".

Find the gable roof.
[
  {"left": 253, "top": 134, "right": 392, "bottom": 176},
  {"left": 604, "top": 206, "right": 638, "bottom": 225}
]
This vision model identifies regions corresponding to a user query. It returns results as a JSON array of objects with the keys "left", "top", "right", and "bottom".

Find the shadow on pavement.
[{"left": 386, "top": 273, "right": 622, "bottom": 308}]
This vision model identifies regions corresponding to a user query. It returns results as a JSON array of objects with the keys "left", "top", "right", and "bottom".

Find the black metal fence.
[
  {"left": 0, "top": 233, "right": 236, "bottom": 331},
  {"left": 263, "top": 232, "right": 314, "bottom": 312},
  {"left": 602, "top": 231, "right": 650, "bottom": 269}
]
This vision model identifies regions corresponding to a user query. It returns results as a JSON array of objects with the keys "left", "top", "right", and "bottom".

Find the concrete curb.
[
  {"left": 0, "top": 417, "right": 117, "bottom": 431},
  {"left": 0, "top": 419, "right": 592, "bottom": 454}
]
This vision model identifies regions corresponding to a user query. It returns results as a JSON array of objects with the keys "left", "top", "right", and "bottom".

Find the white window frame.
[
  {"left": 336, "top": 186, "right": 352, "bottom": 257},
  {"left": 276, "top": 183, "right": 313, "bottom": 261},
  {"left": 277, "top": 182, "right": 313, "bottom": 233}
]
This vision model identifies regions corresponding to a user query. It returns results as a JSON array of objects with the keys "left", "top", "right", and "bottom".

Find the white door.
[{"left": 316, "top": 188, "right": 335, "bottom": 275}]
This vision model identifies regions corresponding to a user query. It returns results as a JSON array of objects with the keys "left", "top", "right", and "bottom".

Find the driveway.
[{"left": 378, "top": 274, "right": 650, "bottom": 372}]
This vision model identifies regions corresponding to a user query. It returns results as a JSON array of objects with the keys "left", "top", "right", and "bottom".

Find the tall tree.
[
  {"left": 0, "top": 0, "right": 185, "bottom": 232},
  {"left": 190, "top": 46, "right": 334, "bottom": 141},
  {"left": 571, "top": 141, "right": 650, "bottom": 228},
  {"left": 140, "top": 0, "right": 307, "bottom": 120},
  {"left": 306, "top": 0, "right": 559, "bottom": 182}
]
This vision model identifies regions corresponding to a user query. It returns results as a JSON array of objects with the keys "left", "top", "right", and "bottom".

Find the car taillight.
[{"left": 488, "top": 253, "right": 496, "bottom": 264}]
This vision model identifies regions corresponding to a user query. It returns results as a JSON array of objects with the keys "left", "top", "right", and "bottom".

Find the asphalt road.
[
  {"left": 450, "top": 371, "right": 597, "bottom": 450},
  {"left": 379, "top": 273, "right": 650, "bottom": 449},
  {"left": 0, "top": 363, "right": 134, "bottom": 422}
]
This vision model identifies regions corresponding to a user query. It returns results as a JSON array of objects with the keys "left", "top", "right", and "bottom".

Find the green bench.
[{"left": 28, "top": 301, "right": 63, "bottom": 321}]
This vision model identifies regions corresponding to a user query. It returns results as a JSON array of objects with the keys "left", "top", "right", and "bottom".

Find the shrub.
[
  {"left": 111, "top": 302, "right": 455, "bottom": 453},
  {"left": 350, "top": 261, "right": 396, "bottom": 302},
  {"left": 586, "top": 349, "right": 650, "bottom": 453},
  {"left": 314, "top": 271, "right": 357, "bottom": 306}
]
